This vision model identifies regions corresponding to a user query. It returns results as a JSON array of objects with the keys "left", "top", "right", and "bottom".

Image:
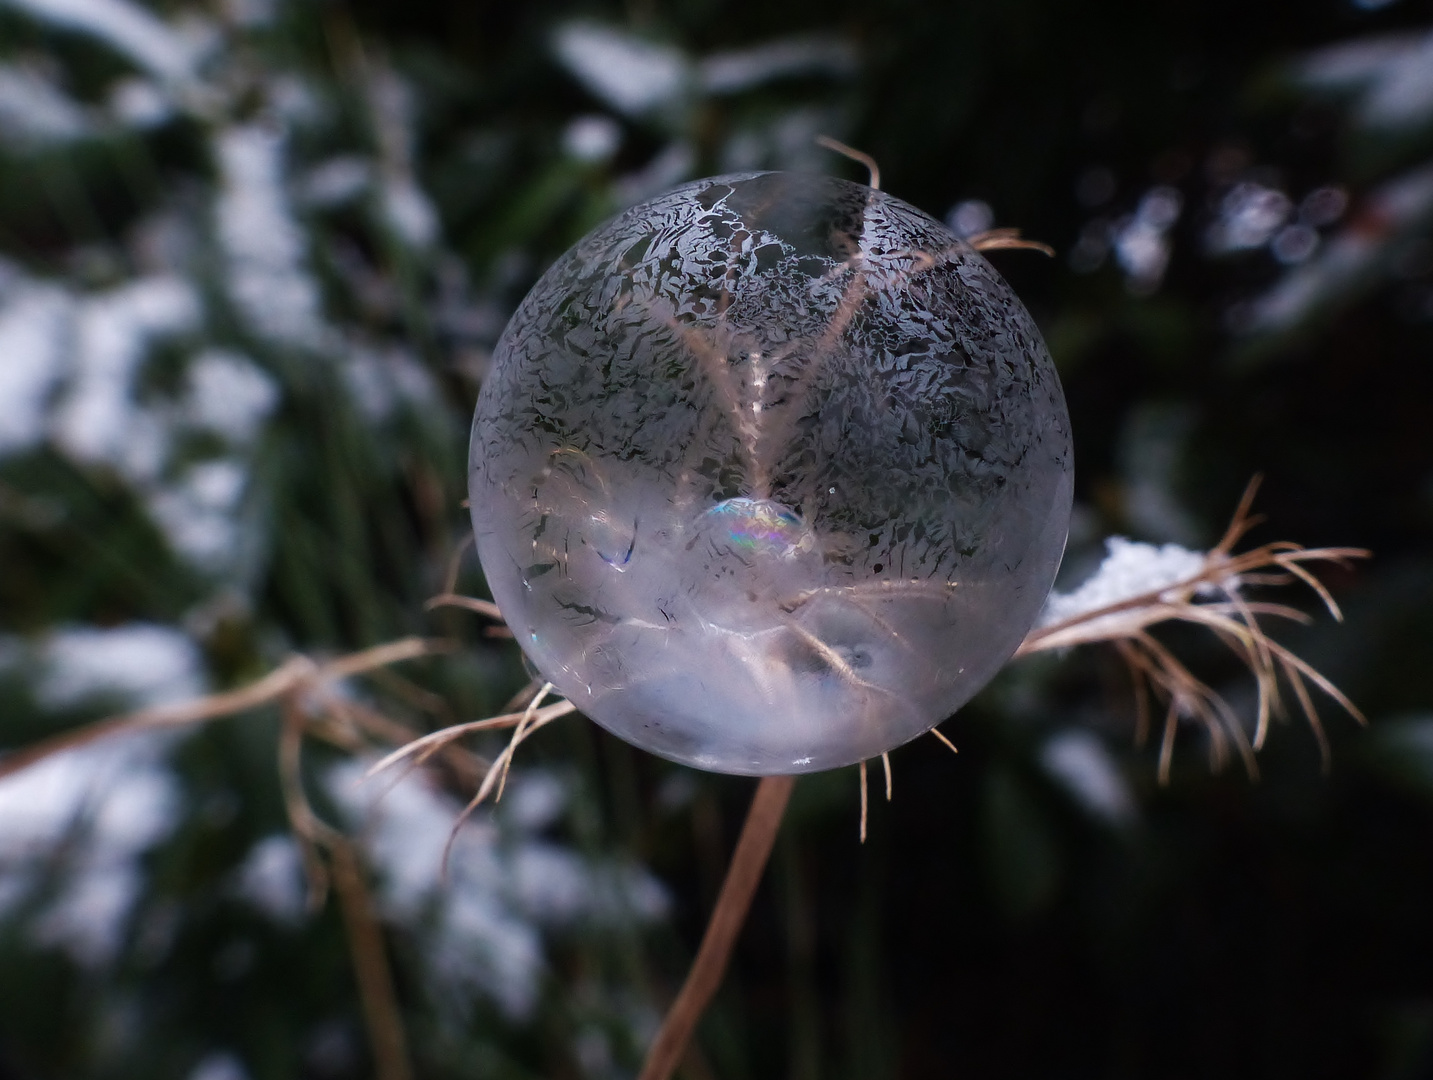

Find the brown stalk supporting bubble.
[{"left": 638, "top": 774, "right": 795, "bottom": 1080}]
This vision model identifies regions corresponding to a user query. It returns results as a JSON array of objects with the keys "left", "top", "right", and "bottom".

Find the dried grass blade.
[
  {"left": 1213, "top": 475, "right": 1264, "bottom": 555},
  {"left": 1274, "top": 556, "right": 1344, "bottom": 621},
  {"left": 929, "top": 726, "right": 960, "bottom": 755},
  {"left": 1158, "top": 699, "right": 1180, "bottom": 785},
  {"left": 321, "top": 637, "right": 451, "bottom": 681},
  {"left": 858, "top": 760, "right": 869, "bottom": 843},
  {"left": 423, "top": 594, "right": 504, "bottom": 620},
  {"left": 0, "top": 655, "right": 315, "bottom": 781},
  {"left": 815, "top": 134, "right": 880, "bottom": 189},
  {"left": 1281, "top": 661, "right": 1332, "bottom": 774},
  {"left": 1262, "top": 640, "right": 1368, "bottom": 727}
]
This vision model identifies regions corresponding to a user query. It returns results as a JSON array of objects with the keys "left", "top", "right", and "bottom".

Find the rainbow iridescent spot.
[{"left": 700, "top": 497, "right": 805, "bottom": 553}]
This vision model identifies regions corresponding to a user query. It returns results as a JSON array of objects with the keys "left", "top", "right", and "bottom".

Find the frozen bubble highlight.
[{"left": 470, "top": 172, "right": 1072, "bottom": 774}]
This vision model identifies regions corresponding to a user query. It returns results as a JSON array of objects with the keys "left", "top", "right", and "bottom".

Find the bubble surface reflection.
[{"left": 470, "top": 172, "right": 1072, "bottom": 774}]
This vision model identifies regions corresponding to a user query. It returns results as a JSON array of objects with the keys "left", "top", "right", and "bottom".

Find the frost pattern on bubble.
[{"left": 470, "top": 172, "right": 1073, "bottom": 774}]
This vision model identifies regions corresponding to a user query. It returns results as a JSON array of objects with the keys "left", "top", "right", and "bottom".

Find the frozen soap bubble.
[{"left": 470, "top": 171, "right": 1073, "bottom": 775}]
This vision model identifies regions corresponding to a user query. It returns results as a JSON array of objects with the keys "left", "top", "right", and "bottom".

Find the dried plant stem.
[
  {"left": 858, "top": 759, "right": 869, "bottom": 843},
  {"left": 278, "top": 693, "right": 416, "bottom": 1080},
  {"left": 638, "top": 775, "right": 796, "bottom": 1080},
  {"left": 929, "top": 726, "right": 960, "bottom": 755},
  {"left": 424, "top": 592, "right": 503, "bottom": 620},
  {"left": 0, "top": 637, "right": 451, "bottom": 783},
  {"left": 967, "top": 228, "right": 1056, "bottom": 257},
  {"left": 330, "top": 838, "right": 414, "bottom": 1080},
  {"left": 0, "top": 656, "right": 313, "bottom": 781},
  {"left": 815, "top": 134, "right": 880, "bottom": 190}
]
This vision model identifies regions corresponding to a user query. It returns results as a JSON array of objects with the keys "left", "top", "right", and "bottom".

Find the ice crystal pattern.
[{"left": 470, "top": 172, "right": 1072, "bottom": 774}]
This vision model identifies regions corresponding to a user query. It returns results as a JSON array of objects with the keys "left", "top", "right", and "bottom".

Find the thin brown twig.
[
  {"left": 495, "top": 683, "right": 553, "bottom": 802},
  {"left": 278, "top": 694, "right": 339, "bottom": 908},
  {"left": 1115, "top": 640, "right": 1152, "bottom": 748},
  {"left": 0, "top": 637, "right": 452, "bottom": 785},
  {"left": 441, "top": 533, "right": 474, "bottom": 596},
  {"left": 1015, "top": 544, "right": 1365, "bottom": 654},
  {"left": 1158, "top": 697, "right": 1180, "bottom": 784},
  {"left": 369, "top": 667, "right": 456, "bottom": 725},
  {"left": 320, "top": 637, "right": 451, "bottom": 681},
  {"left": 421, "top": 694, "right": 575, "bottom": 879},
  {"left": 424, "top": 593, "right": 504, "bottom": 620},
  {"left": 967, "top": 228, "right": 1056, "bottom": 257},
  {"left": 277, "top": 692, "right": 416, "bottom": 1080},
  {"left": 329, "top": 838, "right": 415, "bottom": 1080},
  {"left": 363, "top": 699, "right": 576, "bottom": 781},
  {"left": 929, "top": 726, "right": 960, "bottom": 756},
  {"left": 638, "top": 775, "right": 796, "bottom": 1080},
  {"left": 858, "top": 759, "right": 869, "bottom": 843},
  {"left": 0, "top": 656, "right": 314, "bottom": 781},
  {"left": 815, "top": 135, "right": 880, "bottom": 190}
]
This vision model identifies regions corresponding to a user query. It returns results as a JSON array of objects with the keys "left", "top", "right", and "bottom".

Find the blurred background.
[{"left": 1, "top": 0, "right": 1433, "bottom": 1076}]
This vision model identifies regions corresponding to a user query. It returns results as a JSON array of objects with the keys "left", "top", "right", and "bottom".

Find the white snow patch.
[
  {"left": 0, "top": 738, "right": 183, "bottom": 966},
  {"left": 214, "top": 125, "right": 325, "bottom": 347},
  {"left": 364, "top": 69, "right": 437, "bottom": 249},
  {"left": 698, "top": 36, "right": 857, "bottom": 94},
  {"left": 146, "top": 458, "right": 248, "bottom": 570},
  {"left": 50, "top": 275, "right": 200, "bottom": 475},
  {"left": 0, "top": 283, "right": 71, "bottom": 454},
  {"left": 503, "top": 770, "right": 567, "bottom": 831},
  {"left": 298, "top": 157, "right": 371, "bottom": 208},
  {"left": 267, "top": 74, "right": 324, "bottom": 129},
  {"left": 108, "top": 76, "right": 172, "bottom": 128},
  {"left": 1304, "top": 29, "right": 1433, "bottom": 130},
  {"left": 187, "top": 1052, "right": 251, "bottom": 1080},
  {"left": 553, "top": 23, "right": 687, "bottom": 117},
  {"left": 1109, "top": 186, "right": 1183, "bottom": 294},
  {"left": 184, "top": 349, "right": 280, "bottom": 445},
  {"left": 563, "top": 115, "right": 622, "bottom": 163},
  {"left": 218, "top": 0, "right": 275, "bottom": 29},
  {"left": 947, "top": 199, "right": 994, "bottom": 238},
  {"left": 0, "top": 63, "right": 92, "bottom": 144},
  {"left": 326, "top": 757, "right": 667, "bottom": 1020},
  {"left": 1206, "top": 182, "right": 1291, "bottom": 253},
  {"left": 0, "top": 625, "right": 199, "bottom": 964},
  {"left": 233, "top": 834, "right": 307, "bottom": 926},
  {"left": 1247, "top": 165, "right": 1433, "bottom": 332},
  {"left": 342, "top": 344, "right": 437, "bottom": 422},
  {"left": 3, "top": 0, "right": 212, "bottom": 83},
  {"left": 1039, "top": 536, "right": 1215, "bottom": 632},
  {"left": 38, "top": 622, "right": 205, "bottom": 709},
  {"left": 380, "top": 179, "right": 438, "bottom": 250},
  {"left": 1040, "top": 730, "right": 1136, "bottom": 827}
]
